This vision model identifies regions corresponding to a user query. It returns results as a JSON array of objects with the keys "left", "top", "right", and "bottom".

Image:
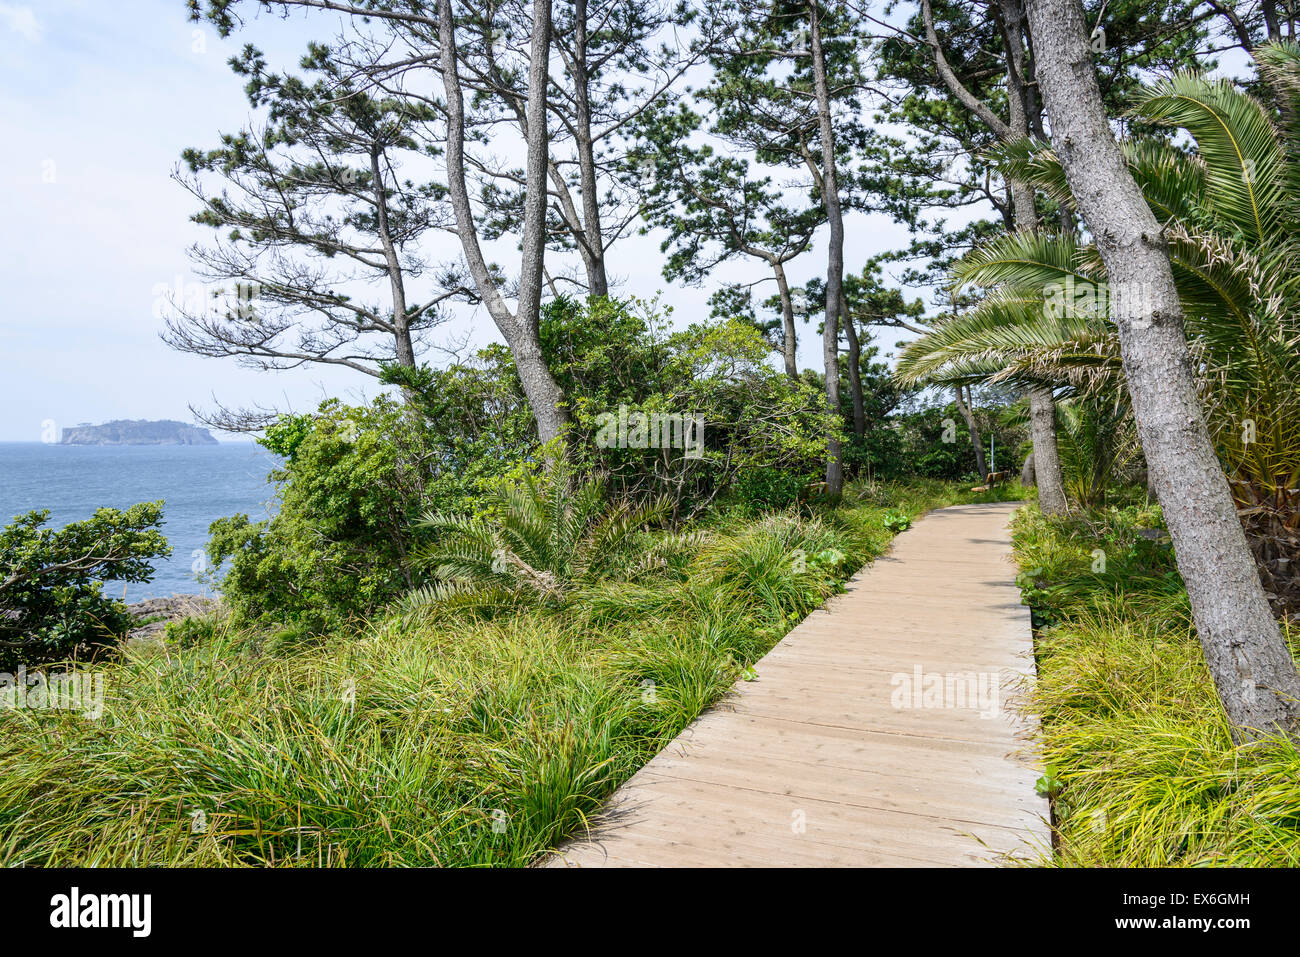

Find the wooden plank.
[{"left": 546, "top": 502, "right": 1051, "bottom": 868}]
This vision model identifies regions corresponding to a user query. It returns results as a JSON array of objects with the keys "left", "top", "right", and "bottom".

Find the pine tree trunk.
[
  {"left": 439, "top": 0, "right": 570, "bottom": 444},
  {"left": 772, "top": 260, "right": 799, "bottom": 379},
  {"left": 514, "top": 0, "right": 569, "bottom": 442},
  {"left": 810, "top": 0, "right": 844, "bottom": 496},
  {"left": 842, "top": 302, "right": 866, "bottom": 441},
  {"left": 1264, "top": 0, "right": 1281, "bottom": 40},
  {"left": 1028, "top": 386, "right": 1067, "bottom": 514},
  {"left": 1027, "top": 0, "right": 1300, "bottom": 737},
  {"left": 923, "top": 0, "right": 1068, "bottom": 506},
  {"left": 1000, "top": 5, "right": 1072, "bottom": 512},
  {"left": 570, "top": 0, "right": 609, "bottom": 298},
  {"left": 370, "top": 144, "right": 416, "bottom": 369}
]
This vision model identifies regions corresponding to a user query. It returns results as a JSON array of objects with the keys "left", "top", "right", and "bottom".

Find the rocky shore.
[{"left": 126, "top": 594, "right": 219, "bottom": 640}]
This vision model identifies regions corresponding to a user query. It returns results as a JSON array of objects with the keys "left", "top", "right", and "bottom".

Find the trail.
[{"left": 546, "top": 502, "right": 1049, "bottom": 867}]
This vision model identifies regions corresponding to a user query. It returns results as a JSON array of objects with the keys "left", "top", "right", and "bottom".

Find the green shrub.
[
  {"left": 208, "top": 397, "right": 488, "bottom": 633},
  {"left": 0, "top": 503, "right": 169, "bottom": 669},
  {"left": 163, "top": 612, "right": 223, "bottom": 649},
  {"left": 731, "top": 466, "right": 809, "bottom": 513},
  {"left": 412, "top": 445, "right": 670, "bottom": 606},
  {"left": 540, "top": 296, "right": 833, "bottom": 511},
  {"left": 885, "top": 402, "right": 1026, "bottom": 482}
]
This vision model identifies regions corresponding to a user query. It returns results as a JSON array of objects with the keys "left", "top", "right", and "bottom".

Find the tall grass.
[
  {"left": 0, "top": 480, "right": 1018, "bottom": 867},
  {"left": 1013, "top": 504, "right": 1300, "bottom": 866}
]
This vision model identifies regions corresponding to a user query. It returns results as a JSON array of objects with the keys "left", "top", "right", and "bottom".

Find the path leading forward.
[{"left": 546, "top": 501, "right": 1050, "bottom": 867}]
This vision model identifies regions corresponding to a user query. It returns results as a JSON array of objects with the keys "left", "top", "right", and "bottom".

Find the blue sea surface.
[{"left": 0, "top": 442, "right": 280, "bottom": 602}]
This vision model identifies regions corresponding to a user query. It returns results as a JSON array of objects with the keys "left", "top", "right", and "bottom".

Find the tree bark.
[
  {"left": 772, "top": 260, "right": 799, "bottom": 379},
  {"left": 439, "top": 0, "right": 570, "bottom": 443},
  {"left": 995, "top": 0, "right": 1033, "bottom": 154},
  {"left": 369, "top": 144, "right": 416, "bottom": 369},
  {"left": 568, "top": 0, "right": 609, "bottom": 297},
  {"left": 842, "top": 301, "right": 866, "bottom": 441},
  {"left": 1027, "top": 0, "right": 1300, "bottom": 737},
  {"left": 478, "top": 3, "right": 607, "bottom": 300},
  {"left": 1000, "top": 0, "right": 1068, "bottom": 512},
  {"left": 921, "top": 0, "right": 1014, "bottom": 139},
  {"left": 515, "top": 0, "right": 564, "bottom": 437},
  {"left": 1264, "top": 0, "right": 1281, "bottom": 41},
  {"left": 923, "top": 0, "right": 1068, "bottom": 510},
  {"left": 1012, "top": 151, "right": 1067, "bottom": 514},
  {"left": 955, "top": 386, "right": 988, "bottom": 480},
  {"left": 1020, "top": 450, "right": 1035, "bottom": 487},
  {"left": 1028, "top": 386, "right": 1067, "bottom": 513},
  {"left": 809, "top": 0, "right": 844, "bottom": 496}
]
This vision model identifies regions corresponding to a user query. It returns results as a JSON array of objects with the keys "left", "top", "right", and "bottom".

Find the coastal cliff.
[{"left": 61, "top": 419, "right": 218, "bottom": 446}]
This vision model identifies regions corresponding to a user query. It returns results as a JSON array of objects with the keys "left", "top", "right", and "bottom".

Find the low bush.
[
  {"left": 0, "top": 503, "right": 169, "bottom": 669},
  {"left": 208, "top": 396, "right": 503, "bottom": 634}
]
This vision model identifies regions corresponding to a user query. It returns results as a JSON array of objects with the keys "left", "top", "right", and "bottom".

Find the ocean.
[{"left": 0, "top": 442, "right": 280, "bottom": 602}]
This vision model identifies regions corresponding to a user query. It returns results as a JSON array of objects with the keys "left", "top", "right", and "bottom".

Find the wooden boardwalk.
[{"left": 545, "top": 501, "right": 1050, "bottom": 867}]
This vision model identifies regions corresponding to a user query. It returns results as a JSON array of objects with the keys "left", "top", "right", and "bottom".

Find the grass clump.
[{"left": 1013, "top": 504, "right": 1300, "bottom": 866}]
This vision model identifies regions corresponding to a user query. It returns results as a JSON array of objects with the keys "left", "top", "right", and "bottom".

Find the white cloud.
[{"left": 0, "top": 3, "right": 42, "bottom": 42}]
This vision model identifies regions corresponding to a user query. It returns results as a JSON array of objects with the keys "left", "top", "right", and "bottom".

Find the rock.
[{"left": 126, "top": 594, "right": 219, "bottom": 641}]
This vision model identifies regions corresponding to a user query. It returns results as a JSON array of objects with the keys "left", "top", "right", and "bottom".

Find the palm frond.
[
  {"left": 896, "top": 290, "right": 1113, "bottom": 388},
  {"left": 1124, "top": 139, "right": 1205, "bottom": 224},
  {"left": 982, "top": 137, "right": 1075, "bottom": 209},
  {"left": 409, "top": 444, "right": 669, "bottom": 603},
  {"left": 1131, "top": 72, "right": 1286, "bottom": 246},
  {"left": 952, "top": 230, "right": 1103, "bottom": 293}
]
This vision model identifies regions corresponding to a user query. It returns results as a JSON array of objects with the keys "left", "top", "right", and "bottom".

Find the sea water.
[{"left": 0, "top": 442, "right": 279, "bottom": 601}]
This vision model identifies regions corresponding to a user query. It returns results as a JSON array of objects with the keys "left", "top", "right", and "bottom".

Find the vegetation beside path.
[
  {"left": 1014, "top": 505, "right": 1300, "bottom": 867},
  {"left": 0, "top": 480, "right": 1023, "bottom": 867}
]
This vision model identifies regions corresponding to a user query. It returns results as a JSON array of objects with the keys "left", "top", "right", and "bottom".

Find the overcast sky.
[{"left": 1, "top": 0, "right": 934, "bottom": 443}]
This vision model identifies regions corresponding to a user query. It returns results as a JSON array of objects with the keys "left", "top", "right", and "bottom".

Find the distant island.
[{"left": 61, "top": 419, "right": 218, "bottom": 446}]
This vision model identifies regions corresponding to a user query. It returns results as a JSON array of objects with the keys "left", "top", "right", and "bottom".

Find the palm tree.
[
  {"left": 897, "top": 43, "right": 1300, "bottom": 614},
  {"left": 1055, "top": 397, "right": 1140, "bottom": 508},
  {"left": 411, "top": 449, "right": 669, "bottom": 605}
]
